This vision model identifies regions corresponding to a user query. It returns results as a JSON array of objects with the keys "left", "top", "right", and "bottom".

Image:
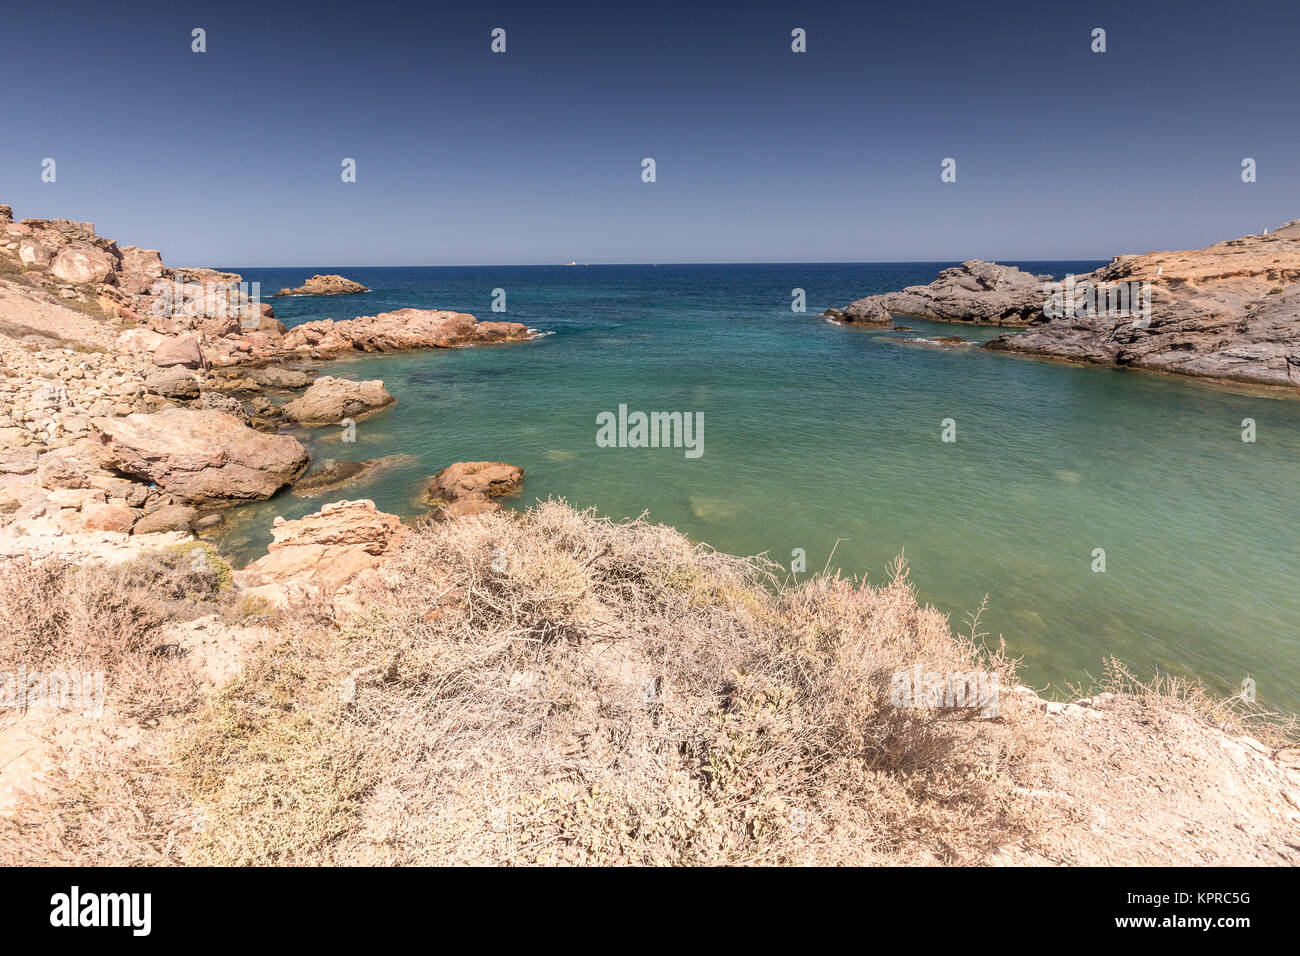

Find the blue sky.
[{"left": 2, "top": 0, "right": 1297, "bottom": 265}]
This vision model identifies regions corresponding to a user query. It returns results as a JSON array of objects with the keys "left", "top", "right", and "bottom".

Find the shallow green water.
[{"left": 221, "top": 264, "right": 1300, "bottom": 711}]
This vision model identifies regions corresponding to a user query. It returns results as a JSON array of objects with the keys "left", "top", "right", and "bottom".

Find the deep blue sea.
[{"left": 218, "top": 263, "right": 1300, "bottom": 710}]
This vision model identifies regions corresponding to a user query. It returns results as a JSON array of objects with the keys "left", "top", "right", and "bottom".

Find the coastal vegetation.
[{"left": 3, "top": 501, "right": 1297, "bottom": 865}]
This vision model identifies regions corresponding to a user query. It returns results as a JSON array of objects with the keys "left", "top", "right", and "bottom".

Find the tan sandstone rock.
[
  {"left": 279, "top": 308, "right": 531, "bottom": 356},
  {"left": 273, "top": 274, "right": 370, "bottom": 296},
  {"left": 50, "top": 245, "right": 118, "bottom": 285},
  {"left": 282, "top": 375, "right": 394, "bottom": 424},
  {"left": 91, "top": 408, "right": 308, "bottom": 502},
  {"left": 424, "top": 461, "right": 524, "bottom": 517},
  {"left": 234, "top": 498, "right": 408, "bottom": 607},
  {"left": 152, "top": 332, "right": 205, "bottom": 369}
]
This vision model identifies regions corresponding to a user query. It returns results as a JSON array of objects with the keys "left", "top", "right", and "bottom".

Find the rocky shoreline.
[
  {"left": 828, "top": 221, "right": 1300, "bottom": 389},
  {"left": 0, "top": 202, "right": 532, "bottom": 569}
]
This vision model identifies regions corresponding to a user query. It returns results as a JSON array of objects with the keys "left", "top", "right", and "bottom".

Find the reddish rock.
[
  {"left": 279, "top": 308, "right": 531, "bottom": 356},
  {"left": 91, "top": 408, "right": 309, "bottom": 502},
  {"left": 153, "top": 332, "right": 205, "bottom": 369},
  {"left": 50, "top": 244, "right": 118, "bottom": 285},
  {"left": 282, "top": 376, "right": 394, "bottom": 424},
  {"left": 273, "top": 274, "right": 370, "bottom": 296},
  {"left": 424, "top": 461, "right": 524, "bottom": 517},
  {"left": 80, "top": 501, "right": 138, "bottom": 533},
  {"left": 234, "top": 499, "right": 408, "bottom": 607}
]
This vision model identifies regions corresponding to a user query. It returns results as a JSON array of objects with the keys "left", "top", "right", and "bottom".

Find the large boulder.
[
  {"left": 273, "top": 274, "right": 370, "bottom": 296},
  {"left": 35, "top": 439, "right": 108, "bottom": 490},
  {"left": 282, "top": 376, "right": 394, "bottom": 424},
  {"left": 118, "top": 246, "right": 165, "bottom": 278},
  {"left": 153, "top": 332, "right": 205, "bottom": 369},
  {"left": 50, "top": 244, "right": 118, "bottom": 285},
  {"left": 80, "top": 501, "right": 138, "bottom": 534},
  {"left": 245, "top": 366, "right": 312, "bottom": 389},
  {"left": 17, "top": 238, "right": 52, "bottom": 268},
  {"left": 91, "top": 408, "right": 309, "bottom": 502},
  {"left": 423, "top": 461, "right": 524, "bottom": 517},
  {"left": 234, "top": 499, "right": 408, "bottom": 607},
  {"left": 132, "top": 503, "right": 198, "bottom": 535},
  {"left": 144, "top": 365, "right": 201, "bottom": 399}
]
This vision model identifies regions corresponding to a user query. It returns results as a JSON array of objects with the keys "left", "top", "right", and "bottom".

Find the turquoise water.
[{"left": 220, "top": 264, "right": 1300, "bottom": 711}]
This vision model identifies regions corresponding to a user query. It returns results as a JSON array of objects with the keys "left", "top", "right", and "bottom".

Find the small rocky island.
[
  {"left": 274, "top": 274, "right": 370, "bottom": 296},
  {"left": 828, "top": 221, "right": 1300, "bottom": 388}
]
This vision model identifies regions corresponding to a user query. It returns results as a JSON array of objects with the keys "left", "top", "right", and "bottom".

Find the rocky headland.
[
  {"left": 828, "top": 221, "right": 1300, "bottom": 388},
  {"left": 0, "top": 202, "right": 535, "bottom": 564},
  {"left": 273, "top": 274, "right": 369, "bottom": 297},
  {"left": 827, "top": 260, "right": 1052, "bottom": 327}
]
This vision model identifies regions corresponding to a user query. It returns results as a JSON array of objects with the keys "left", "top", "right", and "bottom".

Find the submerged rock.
[
  {"left": 292, "top": 459, "right": 370, "bottom": 496},
  {"left": 291, "top": 453, "right": 416, "bottom": 497}
]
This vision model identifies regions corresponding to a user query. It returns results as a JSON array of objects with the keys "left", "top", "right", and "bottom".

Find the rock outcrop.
[
  {"left": 282, "top": 376, "right": 394, "bottom": 424},
  {"left": 0, "top": 202, "right": 538, "bottom": 567},
  {"left": 987, "top": 221, "right": 1300, "bottom": 387},
  {"left": 132, "top": 503, "right": 199, "bottom": 535},
  {"left": 830, "top": 221, "right": 1300, "bottom": 388},
  {"left": 1, "top": 206, "right": 282, "bottom": 369},
  {"left": 274, "top": 274, "right": 370, "bottom": 296},
  {"left": 280, "top": 308, "right": 531, "bottom": 356},
  {"left": 234, "top": 499, "right": 408, "bottom": 607},
  {"left": 424, "top": 461, "right": 524, "bottom": 517},
  {"left": 832, "top": 261, "right": 1053, "bottom": 327},
  {"left": 91, "top": 408, "right": 308, "bottom": 502},
  {"left": 244, "top": 366, "right": 313, "bottom": 389}
]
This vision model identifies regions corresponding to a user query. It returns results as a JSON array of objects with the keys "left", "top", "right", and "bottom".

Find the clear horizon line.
[{"left": 211, "top": 256, "right": 1113, "bottom": 270}]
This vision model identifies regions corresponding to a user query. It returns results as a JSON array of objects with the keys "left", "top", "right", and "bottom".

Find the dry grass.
[
  {"left": 0, "top": 542, "right": 230, "bottom": 725},
  {"left": 0, "top": 543, "right": 235, "bottom": 865},
  {"left": 2, "top": 501, "right": 1296, "bottom": 866},
  {"left": 174, "top": 501, "right": 1049, "bottom": 865}
]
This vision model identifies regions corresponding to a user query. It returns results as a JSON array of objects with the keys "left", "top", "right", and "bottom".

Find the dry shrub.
[
  {"left": 177, "top": 500, "right": 1052, "bottom": 865},
  {"left": 0, "top": 732, "right": 194, "bottom": 866},
  {"left": 1090, "top": 656, "right": 1299, "bottom": 750},
  {"left": 0, "top": 543, "right": 231, "bottom": 724}
]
